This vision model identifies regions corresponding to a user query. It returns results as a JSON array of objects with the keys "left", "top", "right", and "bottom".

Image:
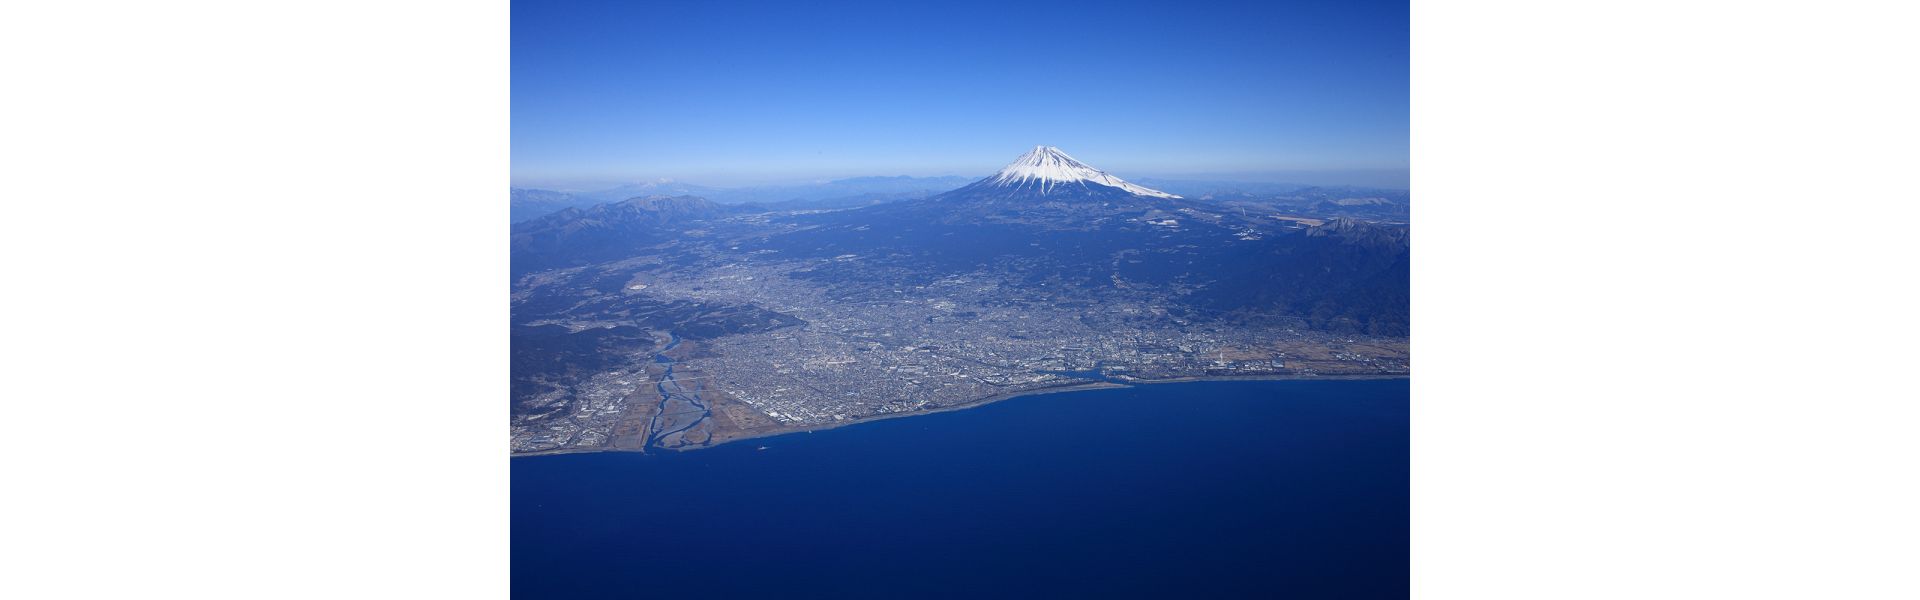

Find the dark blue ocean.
[{"left": 513, "top": 379, "right": 1408, "bottom": 599}]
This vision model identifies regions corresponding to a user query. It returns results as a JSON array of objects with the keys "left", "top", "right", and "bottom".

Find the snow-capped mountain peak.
[{"left": 986, "top": 146, "right": 1180, "bottom": 199}]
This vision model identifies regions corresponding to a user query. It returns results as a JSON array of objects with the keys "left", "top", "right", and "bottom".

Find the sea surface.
[{"left": 513, "top": 379, "right": 1409, "bottom": 599}]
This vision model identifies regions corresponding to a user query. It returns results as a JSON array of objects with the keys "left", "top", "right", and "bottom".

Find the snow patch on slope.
[{"left": 987, "top": 146, "right": 1180, "bottom": 199}]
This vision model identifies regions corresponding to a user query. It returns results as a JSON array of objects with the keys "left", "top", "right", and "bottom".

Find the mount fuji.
[
  {"left": 935, "top": 146, "right": 1181, "bottom": 204},
  {"left": 510, "top": 145, "right": 1409, "bottom": 455},
  {"left": 513, "top": 145, "right": 1409, "bottom": 334},
  {"left": 733, "top": 146, "right": 1409, "bottom": 333},
  {"left": 975, "top": 146, "right": 1178, "bottom": 199}
]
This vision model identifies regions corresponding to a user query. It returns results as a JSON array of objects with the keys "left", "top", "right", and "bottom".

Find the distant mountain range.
[
  {"left": 512, "top": 163, "right": 1409, "bottom": 224},
  {"left": 511, "top": 175, "right": 977, "bottom": 222},
  {"left": 512, "top": 195, "right": 726, "bottom": 273}
]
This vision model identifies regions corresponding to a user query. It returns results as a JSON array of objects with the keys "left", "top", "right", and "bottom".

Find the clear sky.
[{"left": 512, "top": 0, "right": 1408, "bottom": 188}]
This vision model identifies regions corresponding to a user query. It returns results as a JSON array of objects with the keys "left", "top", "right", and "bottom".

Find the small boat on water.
[{"left": 757, "top": 446, "right": 768, "bottom": 451}]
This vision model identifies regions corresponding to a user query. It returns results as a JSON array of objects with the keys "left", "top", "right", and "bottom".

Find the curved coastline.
[{"left": 511, "top": 372, "right": 1409, "bottom": 457}]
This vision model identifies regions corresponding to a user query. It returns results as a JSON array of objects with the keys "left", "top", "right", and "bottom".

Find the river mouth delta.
[
  {"left": 512, "top": 379, "right": 1410, "bottom": 599},
  {"left": 511, "top": 285, "right": 1408, "bottom": 457},
  {"left": 513, "top": 316, "right": 1402, "bottom": 457}
]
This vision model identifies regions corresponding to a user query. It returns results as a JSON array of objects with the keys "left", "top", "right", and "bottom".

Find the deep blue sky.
[{"left": 513, "top": 0, "right": 1407, "bottom": 188}]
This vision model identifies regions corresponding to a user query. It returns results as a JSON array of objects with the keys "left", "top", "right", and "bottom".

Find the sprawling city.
[{"left": 511, "top": 148, "right": 1410, "bottom": 454}]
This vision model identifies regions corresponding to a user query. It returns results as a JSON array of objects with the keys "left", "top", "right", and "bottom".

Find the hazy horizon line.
[{"left": 512, "top": 167, "right": 1412, "bottom": 193}]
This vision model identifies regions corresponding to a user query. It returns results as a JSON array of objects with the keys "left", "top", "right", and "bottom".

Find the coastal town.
[{"left": 511, "top": 235, "right": 1408, "bottom": 454}]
